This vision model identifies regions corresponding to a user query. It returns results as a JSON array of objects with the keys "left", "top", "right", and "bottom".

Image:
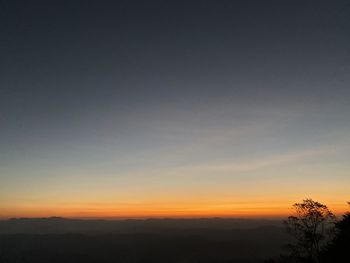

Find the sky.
[{"left": 1, "top": 0, "right": 350, "bottom": 218}]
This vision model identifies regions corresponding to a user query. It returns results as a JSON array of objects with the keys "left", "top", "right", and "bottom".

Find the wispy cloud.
[{"left": 178, "top": 147, "right": 340, "bottom": 174}]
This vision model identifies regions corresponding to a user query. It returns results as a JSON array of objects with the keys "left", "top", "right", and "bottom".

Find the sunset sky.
[{"left": 1, "top": 0, "right": 350, "bottom": 218}]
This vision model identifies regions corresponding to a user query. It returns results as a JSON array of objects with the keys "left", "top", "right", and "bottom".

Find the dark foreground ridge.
[{"left": 0, "top": 217, "right": 288, "bottom": 263}]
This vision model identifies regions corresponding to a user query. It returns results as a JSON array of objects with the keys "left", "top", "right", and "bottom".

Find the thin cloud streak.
[{"left": 178, "top": 147, "right": 340, "bottom": 174}]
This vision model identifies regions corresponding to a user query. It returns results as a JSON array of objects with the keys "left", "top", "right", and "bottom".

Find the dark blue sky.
[{"left": 1, "top": 1, "right": 350, "bottom": 217}]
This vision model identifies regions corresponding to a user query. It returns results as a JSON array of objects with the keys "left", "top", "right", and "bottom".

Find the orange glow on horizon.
[{"left": 1, "top": 201, "right": 348, "bottom": 220}]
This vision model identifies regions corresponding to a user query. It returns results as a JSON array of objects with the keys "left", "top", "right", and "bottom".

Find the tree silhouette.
[
  {"left": 322, "top": 202, "right": 350, "bottom": 262},
  {"left": 283, "top": 199, "right": 336, "bottom": 263}
]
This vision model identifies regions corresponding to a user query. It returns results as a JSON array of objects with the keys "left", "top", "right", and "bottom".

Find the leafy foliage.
[
  {"left": 283, "top": 199, "right": 336, "bottom": 263},
  {"left": 321, "top": 202, "right": 350, "bottom": 262}
]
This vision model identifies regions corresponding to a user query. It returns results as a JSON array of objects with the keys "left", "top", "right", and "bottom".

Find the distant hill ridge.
[{"left": 0, "top": 217, "right": 283, "bottom": 234}]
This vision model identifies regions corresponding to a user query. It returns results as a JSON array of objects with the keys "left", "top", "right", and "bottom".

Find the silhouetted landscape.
[
  {"left": 0, "top": 218, "right": 289, "bottom": 263},
  {"left": 1, "top": 199, "right": 349, "bottom": 262}
]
